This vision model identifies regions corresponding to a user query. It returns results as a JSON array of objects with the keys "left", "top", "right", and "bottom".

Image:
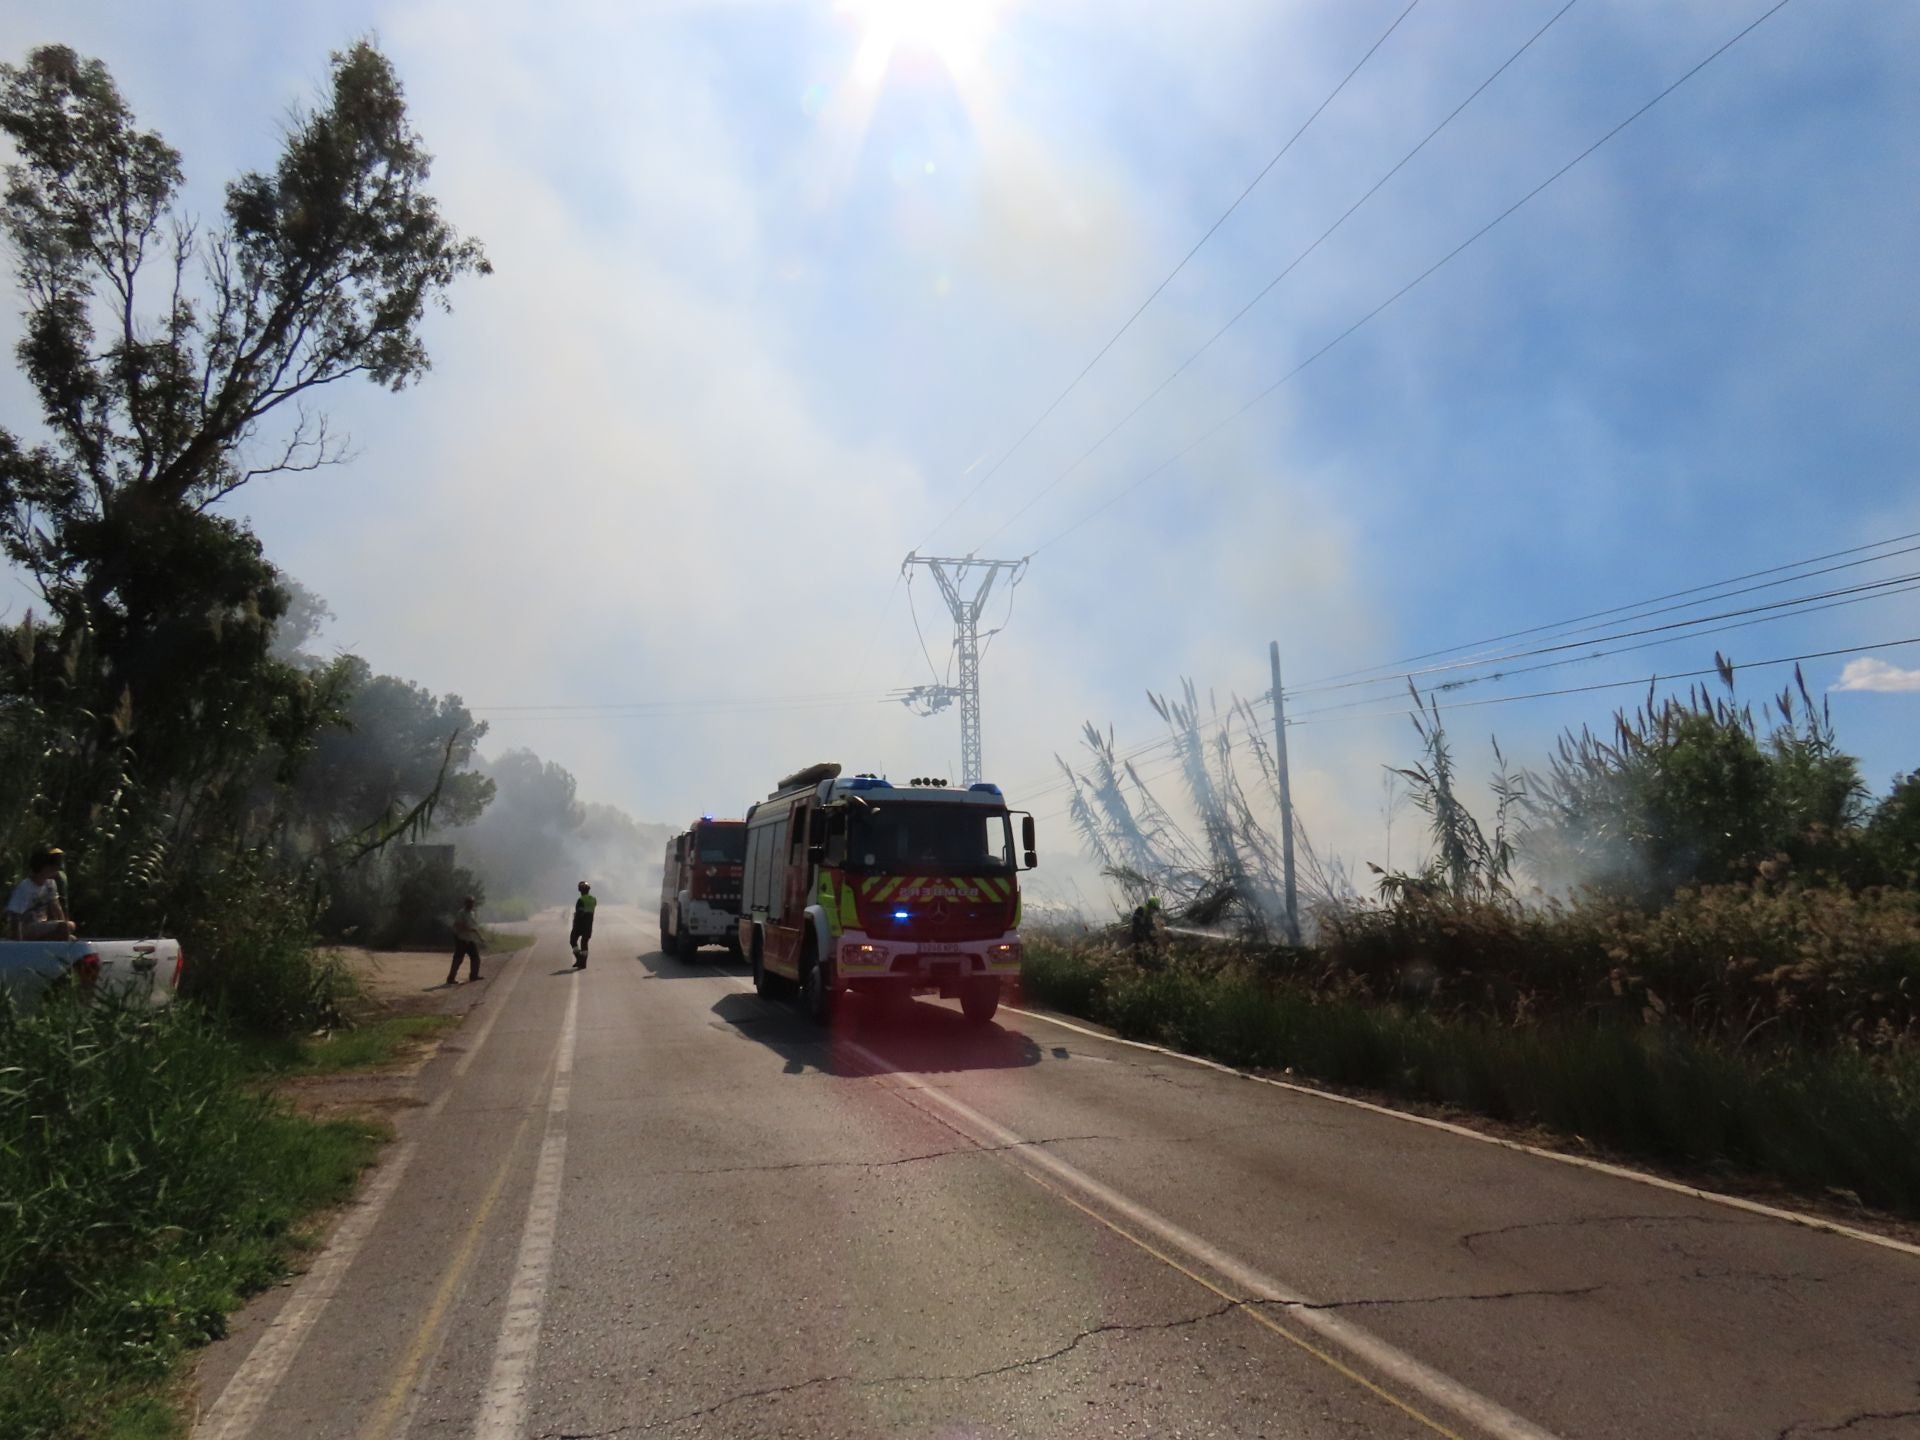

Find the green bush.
[
  {"left": 173, "top": 858, "right": 356, "bottom": 1035},
  {"left": 318, "top": 845, "right": 485, "bottom": 950},
  {"left": 1317, "top": 882, "right": 1920, "bottom": 1047},
  {"left": 0, "top": 993, "right": 381, "bottom": 1438},
  {"left": 1521, "top": 678, "right": 1871, "bottom": 902}
]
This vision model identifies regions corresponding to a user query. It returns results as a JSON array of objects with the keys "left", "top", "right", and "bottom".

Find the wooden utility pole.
[{"left": 1269, "top": 641, "right": 1301, "bottom": 945}]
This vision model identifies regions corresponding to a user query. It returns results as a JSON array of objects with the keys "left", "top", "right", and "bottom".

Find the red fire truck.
[
  {"left": 736, "top": 764, "right": 1036, "bottom": 1025},
  {"left": 659, "top": 817, "right": 746, "bottom": 959}
]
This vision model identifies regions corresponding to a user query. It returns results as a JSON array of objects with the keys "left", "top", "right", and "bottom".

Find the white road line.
[
  {"left": 195, "top": 1137, "right": 421, "bottom": 1440},
  {"left": 1005, "top": 1005, "right": 1920, "bottom": 1262},
  {"left": 472, "top": 974, "right": 580, "bottom": 1440},
  {"left": 851, "top": 1038, "right": 1562, "bottom": 1440},
  {"left": 193, "top": 955, "right": 535, "bottom": 1440}
]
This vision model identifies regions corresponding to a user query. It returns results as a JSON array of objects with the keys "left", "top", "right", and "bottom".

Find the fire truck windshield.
[
  {"left": 696, "top": 826, "right": 744, "bottom": 863},
  {"left": 842, "top": 804, "right": 1014, "bottom": 877}
]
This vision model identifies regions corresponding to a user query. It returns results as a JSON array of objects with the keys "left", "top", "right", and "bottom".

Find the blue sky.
[{"left": 2, "top": 0, "right": 1916, "bottom": 895}]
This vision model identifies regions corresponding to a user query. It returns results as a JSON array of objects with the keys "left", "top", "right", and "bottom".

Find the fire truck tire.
[
  {"left": 659, "top": 908, "right": 676, "bottom": 956},
  {"left": 960, "top": 978, "right": 1000, "bottom": 1026},
  {"left": 802, "top": 950, "right": 836, "bottom": 1025},
  {"left": 752, "top": 941, "right": 782, "bottom": 999},
  {"left": 675, "top": 913, "right": 693, "bottom": 960}
]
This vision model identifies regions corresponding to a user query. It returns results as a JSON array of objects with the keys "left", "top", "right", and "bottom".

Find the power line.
[
  {"left": 1005, "top": 537, "right": 1914, "bottom": 803},
  {"left": 1292, "top": 568, "right": 1920, "bottom": 701},
  {"left": 1288, "top": 554, "right": 1920, "bottom": 702},
  {"left": 976, "top": 0, "right": 1581, "bottom": 552},
  {"left": 977, "top": 563, "right": 1025, "bottom": 665},
  {"left": 1035, "top": 633, "right": 1920, "bottom": 818},
  {"left": 1286, "top": 576, "right": 1920, "bottom": 719},
  {"left": 1300, "top": 527, "right": 1920, "bottom": 689},
  {"left": 1288, "top": 634, "right": 1920, "bottom": 727},
  {"left": 904, "top": 568, "right": 945, "bottom": 686},
  {"left": 911, "top": 0, "right": 1421, "bottom": 552},
  {"left": 1328, "top": 547, "right": 1920, "bottom": 694},
  {"left": 1022, "top": 0, "right": 1800, "bottom": 559}
]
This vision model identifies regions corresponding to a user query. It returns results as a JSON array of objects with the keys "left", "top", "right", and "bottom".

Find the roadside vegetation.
[
  {"left": 0, "top": 995, "right": 385, "bottom": 1440},
  {"left": 243, "top": 1012, "right": 461, "bottom": 1078},
  {"left": 1051, "top": 667, "right": 1920, "bottom": 1216},
  {"left": 0, "top": 39, "right": 566, "bottom": 1440}
]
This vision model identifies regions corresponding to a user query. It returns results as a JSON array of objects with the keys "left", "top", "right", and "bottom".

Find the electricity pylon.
[{"left": 900, "top": 553, "right": 1028, "bottom": 786}]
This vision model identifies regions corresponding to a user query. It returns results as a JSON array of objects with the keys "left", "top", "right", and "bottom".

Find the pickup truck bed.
[{"left": 0, "top": 937, "right": 183, "bottom": 1011}]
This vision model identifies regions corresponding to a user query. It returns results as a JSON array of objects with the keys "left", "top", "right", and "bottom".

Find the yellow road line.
[
  {"left": 359, "top": 1109, "right": 537, "bottom": 1440},
  {"left": 195, "top": 952, "right": 535, "bottom": 1440}
]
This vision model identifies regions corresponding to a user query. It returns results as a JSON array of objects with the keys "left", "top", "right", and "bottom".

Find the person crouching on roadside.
[
  {"left": 6, "top": 848, "right": 75, "bottom": 941},
  {"left": 570, "top": 881, "right": 596, "bottom": 969},
  {"left": 448, "top": 895, "right": 484, "bottom": 984}
]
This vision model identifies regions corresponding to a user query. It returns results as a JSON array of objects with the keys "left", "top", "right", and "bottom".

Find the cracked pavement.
[
  {"left": 532, "top": 1302, "right": 1244, "bottom": 1439},
  {"left": 192, "top": 909, "right": 1920, "bottom": 1439}
]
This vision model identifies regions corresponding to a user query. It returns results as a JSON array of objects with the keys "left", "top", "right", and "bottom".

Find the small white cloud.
[{"left": 1831, "top": 657, "right": 1920, "bottom": 694}]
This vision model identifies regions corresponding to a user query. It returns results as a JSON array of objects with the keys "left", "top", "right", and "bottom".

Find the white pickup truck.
[{"left": 0, "top": 936, "right": 184, "bottom": 1011}]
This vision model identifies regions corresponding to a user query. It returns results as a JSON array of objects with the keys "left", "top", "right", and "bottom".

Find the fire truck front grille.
[{"left": 866, "top": 904, "right": 1005, "bottom": 944}]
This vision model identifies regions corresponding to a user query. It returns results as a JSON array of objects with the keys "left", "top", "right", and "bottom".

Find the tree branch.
[{"left": 194, "top": 408, "right": 351, "bottom": 511}]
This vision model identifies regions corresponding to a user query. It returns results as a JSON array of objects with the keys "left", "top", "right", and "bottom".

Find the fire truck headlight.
[
  {"left": 991, "top": 942, "right": 1020, "bottom": 959},
  {"left": 850, "top": 942, "right": 889, "bottom": 964}
]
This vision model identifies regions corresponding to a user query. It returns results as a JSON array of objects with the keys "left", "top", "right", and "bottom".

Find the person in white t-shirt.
[{"left": 6, "top": 848, "right": 75, "bottom": 941}]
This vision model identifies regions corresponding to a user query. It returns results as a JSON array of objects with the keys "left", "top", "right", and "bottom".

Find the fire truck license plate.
[{"left": 924, "top": 956, "right": 961, "bottom": 978}]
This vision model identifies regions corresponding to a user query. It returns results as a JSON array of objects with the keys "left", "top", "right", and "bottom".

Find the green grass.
[
  {"left": 286, "top": 1014, "right": 457, "bottom": 1075},
  {"left": 0, "top": 994, "right": 385, "bottom": 1440},
  {"left": 237, "top": 1012, "right": 459, "bottom": 1077},
  {"left": 1023, "top": 940, "right": 1920, "bottom": 1217},
  {"left": 482, "top": 928, "right": 536, "bottom": 954}
]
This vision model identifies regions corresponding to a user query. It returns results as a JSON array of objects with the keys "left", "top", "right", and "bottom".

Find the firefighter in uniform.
[
  {"left": 1130, "top": 895, "right": 1166, "bottom": 969},
  {"left": 570, "top": 880, "right": 597, "bottom": 968}
]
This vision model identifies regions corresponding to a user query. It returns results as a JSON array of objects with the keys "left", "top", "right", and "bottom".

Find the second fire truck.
[{"left": 660, "top": 817, "right": 746, "bottom": 959}]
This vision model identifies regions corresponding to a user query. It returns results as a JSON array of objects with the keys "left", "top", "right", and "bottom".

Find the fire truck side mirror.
[{"left": 1021, "top": 814, "right": 1037, "bottom": 870}]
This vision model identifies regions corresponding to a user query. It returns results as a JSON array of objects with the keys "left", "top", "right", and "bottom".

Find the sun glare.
[{"left": 842, "top": 0, "right": 1001, "bottom": 86}]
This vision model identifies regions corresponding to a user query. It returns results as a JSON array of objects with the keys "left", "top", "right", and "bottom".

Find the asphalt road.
[{"left": 192, "top": 907, "right": 1920, "bottom": 1439}]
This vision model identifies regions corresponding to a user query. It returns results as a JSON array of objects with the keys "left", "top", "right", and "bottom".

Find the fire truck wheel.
[
  {"left": 803, "top": 953, "right": 836, "bottom": 1025},
  {"left": 676, "top": 913, "right": 693, "bottom": 960},
  {"left": 752, "top": 943, "right": 779, "bottom": 998},
  {"left": 659, "top": 908, "right": 676, "bottom": 956},
  {"left": 960, "top": 978, "right": 1000, "bottom": 1026}
]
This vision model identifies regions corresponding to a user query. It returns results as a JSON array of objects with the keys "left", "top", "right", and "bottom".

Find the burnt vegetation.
[{"left": 1045, "top": 663, "right": 1920, "bottom": 1212}]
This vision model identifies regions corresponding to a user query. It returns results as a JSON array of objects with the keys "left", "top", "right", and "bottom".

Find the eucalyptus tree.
[{"left": 0, "top": 39, "right": 486, "bottom": 906}]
